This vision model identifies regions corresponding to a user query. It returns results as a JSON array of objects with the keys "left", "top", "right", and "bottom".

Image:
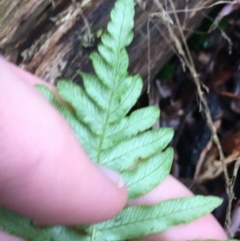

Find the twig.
[
  {"left": 147, "top": 19, "right": 151, "bottom": 93},
  {"left": 226, "top": 157, "right": 240, "bottom": 237},
  {"left": 152, "top": 0, "right": 236, "bottom": 236},
  {"left": 160, "top": 1, "right": 234, "bottom": 14},
  {"left": 227, "top": 199, "right": 240, "bottom": 238}
]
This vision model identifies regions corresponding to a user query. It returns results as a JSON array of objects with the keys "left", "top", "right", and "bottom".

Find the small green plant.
[{"left": 0, "top": 0, "right": 227, "bottom": 240}]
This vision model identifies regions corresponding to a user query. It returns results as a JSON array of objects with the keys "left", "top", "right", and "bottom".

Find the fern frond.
[
  {"left": 0, "top": 0, "right": 224, "bottom": 240},
  {"left": 86, "top": 196, "right": 222, "bottom": 241}
]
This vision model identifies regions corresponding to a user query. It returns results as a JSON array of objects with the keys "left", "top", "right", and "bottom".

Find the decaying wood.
[{"left": 0, "top": 0, "right": 216, "bottom": 88}]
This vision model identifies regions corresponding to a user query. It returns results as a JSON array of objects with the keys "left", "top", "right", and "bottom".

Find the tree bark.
[{"left": 0, "top": 0, "right": 215, "bottom": 88}]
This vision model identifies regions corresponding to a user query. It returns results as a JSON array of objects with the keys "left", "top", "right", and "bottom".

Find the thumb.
[{"left": 0, "top": 58, "right": 127, "bottom": 225}]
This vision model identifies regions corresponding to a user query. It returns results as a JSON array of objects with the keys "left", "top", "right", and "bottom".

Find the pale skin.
[{"left": 0, "top": 58, "right": 227, "bottom": 241}]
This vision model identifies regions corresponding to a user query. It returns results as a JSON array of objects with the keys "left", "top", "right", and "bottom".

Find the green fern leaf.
[
  {"left": 57, "top": 81, "right": 104, "bottom": 134},
  {"left": 0, "top": 207, "right": 51, "bottom": 241},
  {"left": 87, "top": 196, "right": 222, "bottom": 241},
  {"left": 99, "top": 128, "right": 173, "bottom": 171},
  {"left": 103, "top": 106, "right": 160, "bottom": 148},
  {"left": 123, "top": 148, "right": 173, "bottom": 199},
  {"left": 0, "top": 207, "right": 92, "bottom": 241},
  {"left": 0, "top": 0, "right": 224, "bottom": 240},
  {"left": 36, "top": 85, "right": 98, "bottom": 159},
  {"left": 79, "top": 72, "right": 110, "bottom": 110}
]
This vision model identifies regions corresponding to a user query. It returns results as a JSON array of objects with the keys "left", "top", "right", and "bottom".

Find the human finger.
[
  {"left": 0, "top": 230, "right": 24, "bottom": 241},
  {"left": 0, "top": 58, "right": 127, "bottom": 226}
]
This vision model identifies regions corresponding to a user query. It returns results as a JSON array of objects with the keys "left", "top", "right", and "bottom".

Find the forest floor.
[{"left": 139, "top": 1, "right": 240, "bottom": 238}]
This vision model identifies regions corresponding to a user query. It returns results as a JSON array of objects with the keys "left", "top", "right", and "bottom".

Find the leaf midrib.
[
  {"left": 93, "top": 3, "right": 128, "bottom": 241},
  {"left": 96, "top": 4, "right": 127, "bottom": 164},
  {"left": 96, "top": 198, "right": 219, "bottom": 231}
]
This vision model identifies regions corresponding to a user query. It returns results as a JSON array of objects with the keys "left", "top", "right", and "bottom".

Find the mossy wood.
[{"left": 0, "top": 0, "right": 214, "bottom": 87}]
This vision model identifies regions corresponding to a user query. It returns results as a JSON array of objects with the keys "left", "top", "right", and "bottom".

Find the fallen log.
[{"left": 0, "top": 0, "right": 216, "bottom": 88}]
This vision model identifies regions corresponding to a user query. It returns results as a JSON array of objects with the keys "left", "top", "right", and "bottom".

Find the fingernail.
[{"left": 96, "top": 165, "right": 125, "bottom": 188}]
